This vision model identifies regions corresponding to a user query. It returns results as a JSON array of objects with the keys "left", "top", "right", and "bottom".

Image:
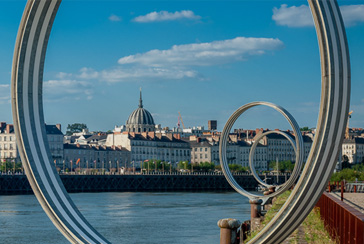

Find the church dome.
[
  {"left": 126, "top": 89, "right": 155, "bottom": 133},
  {"left": 126, "top": 108, "right": 155, "bottom": 126}
]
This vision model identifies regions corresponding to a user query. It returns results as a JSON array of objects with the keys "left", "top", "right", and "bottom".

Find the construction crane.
[
  {"left": 345, "top": 110, "right": 353, "bottom": 139},
  {"left": 178, "top": 112, "right": 186, "bottom": 129}
]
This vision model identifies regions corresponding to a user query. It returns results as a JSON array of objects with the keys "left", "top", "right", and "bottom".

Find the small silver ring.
[{"left": 249, "top": 130, "right": 301, "bottom": 189}]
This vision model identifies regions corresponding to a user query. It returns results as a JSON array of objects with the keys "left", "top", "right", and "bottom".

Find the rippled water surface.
[{"left": 0, "top": 192, "right": 251, "bottom": 243}]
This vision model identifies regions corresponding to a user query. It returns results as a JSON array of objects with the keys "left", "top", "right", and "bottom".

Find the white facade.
[
  {"left": 106, "top": 132, "right": 190, "bottom": 165},
  {"left": 0, "top": 128, "right": 17, "bottom": 160},
  {"left": 190, "top": 138, "right": 268, "bottom": 171},
  {"left": 63, "top": 144, "right": 130, "bottom": 170},
  {"left": 0, "top": 123, "right": 63, "bottom": 161},
  {"left": 255, "top": 130, "right": 312, "bottom": 163},
  {"left": 342, "top": 138, "right": 364, "bottom": 164}
]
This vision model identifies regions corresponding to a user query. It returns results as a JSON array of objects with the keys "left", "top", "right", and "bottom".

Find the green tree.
[
  {"left": 228, "top": 164, "right": 248, "bottom": 173},
  {"left": 300, "top": 127, "right": 310, "bottom": 132},
  {"left": 331, "top": 168, "right": 364, "bottom": 182},
  {"left": 269, "top": 160, "right": 294, "bottom": 173},
  {"left": 178, "top": 161, "right": 190, "bottom": 170},
  {"left": 66, "top": 123, "right": 87, "bottom": 136},
  {"left": 0, "top": 160, "right": 22, "bottom": 173}
]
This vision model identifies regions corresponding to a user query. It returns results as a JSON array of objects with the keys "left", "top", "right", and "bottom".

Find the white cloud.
[
  {"left": 272, "top": 4, "right": 364, "bottom": 27},
  {"left": 340, "top": 5, "right": 364, "bottom": 26},
  {"left": 78, "top": 67, "right": 99, "bottom": 79},
  {"left": 133, "top": 10, "right": 201, "bottom": 23},
  {"left": 56, "top": 37, "right": 283, "bottom": 83},
  {"left": 100, "top": 67, "right": 201, "bottom": 83},
  {"left": 55, "top": 72, "right": 72, "bottom": 79},
  {"left": 43, "top": 80, "right": 93, "bottom": 101},
  {"left": 272, "top": 4, "right": 313, "bottom": 27},
  {"left": 118, "top": 37, "right": 284, "bottom": 67},
  {"left": 0, "top": 84, "right": 10, "bottom": 104},
  {"left": 109, "top": 14, "right": 122, "bottom": 22}
]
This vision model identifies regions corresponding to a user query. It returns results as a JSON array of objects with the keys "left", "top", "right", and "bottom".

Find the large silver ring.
[{"left": 11, "top": 0, "right": 350, "bottom": 243}]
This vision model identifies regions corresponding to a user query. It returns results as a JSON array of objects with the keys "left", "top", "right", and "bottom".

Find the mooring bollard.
[
  {"left": 268, "top": 186, "right": 275, "bottom": 194},
  {"left": 217, "top": 218, "right": 241, "bottom": 244},
  {"left": 249, "top": 199, "right": 263, "bottom": 231}
]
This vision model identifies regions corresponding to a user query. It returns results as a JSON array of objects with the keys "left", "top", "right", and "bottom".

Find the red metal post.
[
  {"left": 328, "top": 181, "right": 331, "bottom": 192},
  {"left": 354, "top": 185, "right": 357, "bottom": 193}
]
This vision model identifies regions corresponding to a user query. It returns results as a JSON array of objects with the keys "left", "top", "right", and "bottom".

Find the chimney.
[
  {"left": 0, "top": 122, "right": 6, "bottom": 131},
  {"left": 56, "top": 124, "right": 61, "bottom": 131},
  {"left": 196, "top": 137, "right": 201, "bottom": 143},
  {"left": 148, "top": 131, "right": 155, "bottom": 139},
  {"left": 6, "top": 124, "right": 13, "bottom": 134},
  {"left": 166, "top": 133, "right": 173, "bottom": 141},
  {"left": 189, "top": 135, "right": 197, "bottom": 141},
  {"left": 173, "top": 133, "right": 181, "bottom": 140}
]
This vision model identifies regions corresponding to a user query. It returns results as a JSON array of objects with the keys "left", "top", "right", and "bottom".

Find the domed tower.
[{"left": 126, "top": 89, "right": 155, "bottom": 133}]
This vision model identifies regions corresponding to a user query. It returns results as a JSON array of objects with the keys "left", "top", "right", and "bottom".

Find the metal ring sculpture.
[
  {"left": 219, "top": 102, "right": 304, "bottom": 199},
  {"left": 220, "top": 1, "right": 350, "bottom": 243},
  {"left": 249, "top": 130, "right": 298, "bottom": 189},
  {"left": 10, "top": 0, "right": 350, "bottom": 243},
  {"left": 11, "top": 1, "right": 109, "bottom": 243}
]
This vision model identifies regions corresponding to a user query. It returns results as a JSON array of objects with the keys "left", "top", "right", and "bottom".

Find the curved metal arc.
[
  {"left": 11, "top": 1, "right": 111, "bottom": 243},
  {"left": 249, "top": 130, "right": 299, "bottom": 189},
  {"left": 247, "top": 0, "right": 350, "bottom": 243}
]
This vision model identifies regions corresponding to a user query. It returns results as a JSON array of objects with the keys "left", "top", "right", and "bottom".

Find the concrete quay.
[{"left": 0, "top": 174, "right": 288, "bottom": 195}]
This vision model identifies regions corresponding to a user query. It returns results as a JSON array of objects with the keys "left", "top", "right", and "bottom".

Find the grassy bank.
[{"left": 245, "top": 191, "right": 337, "bottom": 243}]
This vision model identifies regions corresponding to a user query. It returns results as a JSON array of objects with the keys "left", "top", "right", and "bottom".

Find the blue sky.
[{"left": 0, "top": 0, "right": 363, "bottom": 132}]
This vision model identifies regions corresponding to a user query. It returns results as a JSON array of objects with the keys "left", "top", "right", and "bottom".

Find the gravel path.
[{"left": 331, "top": 192, "right": 364, "bottom": 213}]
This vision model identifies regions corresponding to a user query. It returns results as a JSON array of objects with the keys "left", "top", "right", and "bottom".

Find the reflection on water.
[{"left": 0, "top": 192, "right": 251, "bottom": 244}]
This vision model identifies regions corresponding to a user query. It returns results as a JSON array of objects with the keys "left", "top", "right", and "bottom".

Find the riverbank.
[
  {"left": 0, "top": 174, "right": 288, "bottom": 195},
  {"left": 246, "top": 191, "right": 337, "bottom": 244}
]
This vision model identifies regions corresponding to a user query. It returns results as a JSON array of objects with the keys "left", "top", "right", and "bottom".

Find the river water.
[{"left": 0, "top": 192, "right": 251, "bottom": 243}]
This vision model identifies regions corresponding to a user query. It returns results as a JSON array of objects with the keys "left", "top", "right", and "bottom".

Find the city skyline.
[{"left": 0, "top": 0, "right": 364, "bottom": 132}]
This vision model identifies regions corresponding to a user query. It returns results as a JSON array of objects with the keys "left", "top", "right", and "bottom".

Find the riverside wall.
[{"left": 0, "top": 174, "right": 287, "bottom": 195}]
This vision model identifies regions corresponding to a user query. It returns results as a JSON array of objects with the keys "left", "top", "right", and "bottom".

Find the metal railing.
[{"left": 316, "top": 192, "right": 364, "bottom": 244}]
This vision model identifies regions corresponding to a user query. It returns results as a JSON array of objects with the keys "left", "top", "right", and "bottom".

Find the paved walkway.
[
  {"left": 282, "top": 225, "right": 308, "bottom": 244},
  {"left": 331, "top": 192, "right": 364, "bottom": 213}
]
